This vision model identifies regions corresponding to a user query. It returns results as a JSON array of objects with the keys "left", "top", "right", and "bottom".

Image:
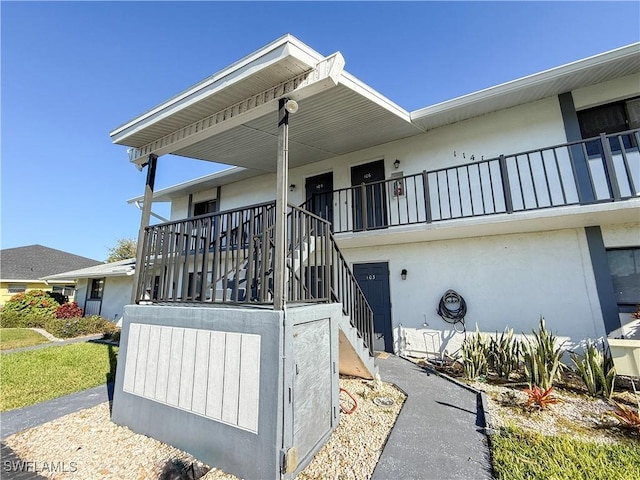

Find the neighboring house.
[
  {"left": 109, "top": 35, "right": 640, "bottom": 478},
  {"left": 41, "top": 258, "right": 136, "bottom": 325},
  {"left": 0, "top": 245, "right": 102, "bottom": 306}
]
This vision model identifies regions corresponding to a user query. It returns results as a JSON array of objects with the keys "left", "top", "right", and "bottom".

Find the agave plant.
[
  {"left": 570, "top": 340, "right": 616, "bottom": 399},
  {"left": 487, "top": 327, "right": 522, "bottom": 380},
  {"left": 461, "top": 327, "right": 488, "bottom": 381},
  {"left": 523, "top": 317, "right": 565, "bottom": 390}
]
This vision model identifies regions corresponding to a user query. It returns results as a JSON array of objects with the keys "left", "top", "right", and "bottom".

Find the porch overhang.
[{"left": 110, "top": 34, "right": 422, "bottom": 172}]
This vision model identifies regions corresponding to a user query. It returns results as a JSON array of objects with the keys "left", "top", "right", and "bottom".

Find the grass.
[
  {"left": 0, "top": 342, "right": 118, "bottom": 411},
  {"left": 0, "top": 328, "right": 50, "bottom": 350},
  {"left": 491, "top": 425, "right": 640, "bottom": 480}
]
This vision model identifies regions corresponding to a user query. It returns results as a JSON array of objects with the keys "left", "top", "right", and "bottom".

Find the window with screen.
[{"left": 606, "top": 248, "right": 640, "bottom": 311}]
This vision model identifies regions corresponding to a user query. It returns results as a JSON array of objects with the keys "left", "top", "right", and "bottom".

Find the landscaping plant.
[
  {"left": 523, "top": 317, "right": 564, "bottom": 390},
  {"left": 1, "top": 290, "right": 59, "bottom": 320},
  {"left": 570, "top": 340, "right": 616, "bottom": 399},
  {"left": 607, "top": 402, "right": 640, "bottom": 431},
  {"left": 487, "top": 327, "right": 522, "bottom": 380},
  {"left": 523, "top": 385, "right": 560, "bottom": 410},
  {"left": 461, "top": 327, "right": 488, "bottom": 380},
  {"left": 45, "top": 315, "right": 118, "bottom": 339},
  {"left": 55, "top": 301, "right": 84, "bottom": 319}
]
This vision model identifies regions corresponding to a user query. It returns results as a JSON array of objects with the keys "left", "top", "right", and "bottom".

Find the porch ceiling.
[{"left": 111, "top": 34, "right": 421, "bottom": 172}]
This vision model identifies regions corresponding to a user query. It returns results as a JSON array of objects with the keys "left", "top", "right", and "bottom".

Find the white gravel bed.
[{"left": 3, "top": 377, "right": 405, "bottom": 480}]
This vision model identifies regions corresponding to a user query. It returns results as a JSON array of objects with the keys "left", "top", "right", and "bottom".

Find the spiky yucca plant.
[
  {"left": 523, "top": 317, "right": 564, "bottom": 390},
  {"left": 488, "top": 327, "right": 522, "bottom": 380},
  {"left": 461, "top": 327, "right": 488, "bottom": 381},
  {"left": 571, "top": 341, "right": 616, "bottom": 399}
]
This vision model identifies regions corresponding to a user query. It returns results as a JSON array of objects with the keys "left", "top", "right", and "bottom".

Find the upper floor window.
[
  {"left": 578, "top": 97, "right": 639, "bottom": 155},
  {"left": 606, "top": 247, "right": 640, "bottom": 312},
  {"left": 193, "top": 199, "right": 217, "bottom": 217}
]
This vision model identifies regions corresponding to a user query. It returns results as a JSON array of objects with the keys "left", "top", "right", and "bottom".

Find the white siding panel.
[
  {"left": 133, "top": 324, "right": 150, "bottom": 396},
  {"left": 155, "top": 326, "right": 173, "bottom": 402},
  {"left": 122, "top": 325, "right": 261, "bottom": 433},
  {"left": 237, "top": 334, "right": 261, "bottom": 432},
  {"left": 122, "top": 322, "right": 141, "bottom": 393},
  {"left": 166, "top": 328, "right": 184, "bottom": 406},
  {"left": 206, "top": 331, "right": 226, "bottom": 421},
  {"left": 222, "top": 333, "right": 241, "bottom": 425},
  {"left": 191, "top": 330, "right": 211, "bottom": 415},
  {"left": 178, "top": 328, "right": 198, "bottom": 410},
  {"left": 143, "top": 325, "right": 161, "bottom": 397}
]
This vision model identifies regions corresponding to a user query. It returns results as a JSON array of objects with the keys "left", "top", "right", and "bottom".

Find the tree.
[{"left": 106, "top": 238, "right": 137, "bottom": 263}]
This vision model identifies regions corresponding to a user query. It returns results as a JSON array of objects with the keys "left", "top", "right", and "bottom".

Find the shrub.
[
  {"left": 487, "top": 327, "right": 522, "bottom": 380},
  {"left": 45, "top": 315, "right": 118, "bottom": 339},
  {"left": 461, "top": 327, "right": 488, "bottom": 380},
  {"left": 571, "top": 341, "right": 615, "bottom": 399},
  {"left": 523, "top": 317, "right": 565, "bottom": 390},
  {"left": 46, "top": 291, "right": 67, "bottom": 306},
  {"left": 0, "top": 309, "right": 50, "bottom": 329},
  {"left": 607, "top": 403, "right": 640, "bottom": 431},
  {"left": 2, "top": 290, "right": 58, "bottom": 319},
  {"left": 55, "top": 302, "right": 84, "bottom": 319}
]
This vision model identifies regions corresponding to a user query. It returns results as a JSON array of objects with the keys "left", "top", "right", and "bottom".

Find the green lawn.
[
  {"left": 491, "top": 426, "right": 640, "bottom": 480},
  {"left": 0, "top": 328, "right": 50, "bottom": 350},
  {"left": 0, "top": 342, "right": 118, "bottom": 411}
]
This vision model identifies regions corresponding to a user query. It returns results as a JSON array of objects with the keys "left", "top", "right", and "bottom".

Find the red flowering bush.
[{"left": 55, "top": 302, "right": 84, "bottom": 319}]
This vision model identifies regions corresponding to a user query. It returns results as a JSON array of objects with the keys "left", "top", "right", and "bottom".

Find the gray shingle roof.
[{"left": 0, "top": 245, "right": 103, "bottom": 281}]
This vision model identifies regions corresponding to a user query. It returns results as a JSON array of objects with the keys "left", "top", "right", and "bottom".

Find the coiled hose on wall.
[{"left": 437, "top": 289, "right": 467, "bottom": 335}]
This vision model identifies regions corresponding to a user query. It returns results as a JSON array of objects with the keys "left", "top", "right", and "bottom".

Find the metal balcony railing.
[
  {"left": 302, "top": 129, "right": 640, "bottom": 232},
  {"left": 136, "top": 202, "right": 375, "bottom": 355}
]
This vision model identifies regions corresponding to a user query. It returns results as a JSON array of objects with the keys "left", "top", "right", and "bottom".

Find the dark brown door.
[
  {"left": 305, "top": 172, "right": 334, "bottom": 226},
  {"left": 351, "top": 160, "right": 387, "bottom": 231}
]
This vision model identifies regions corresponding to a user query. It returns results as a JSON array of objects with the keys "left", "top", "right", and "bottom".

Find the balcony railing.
[
  {"left": 136, "top": 202, "right": 375, "bottom": 355},
  {"left": 302, "top": 129, "right": 640, "bottom": 233}
]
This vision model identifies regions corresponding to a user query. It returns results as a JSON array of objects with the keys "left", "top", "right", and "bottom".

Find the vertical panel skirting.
[{"left": 123, "top": 323, "right": 261, "bottom": 433}]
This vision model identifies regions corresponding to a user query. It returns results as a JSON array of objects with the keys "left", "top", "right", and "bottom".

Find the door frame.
[{"left": 352, "top": 261, "right": 393, "bottom": 353}]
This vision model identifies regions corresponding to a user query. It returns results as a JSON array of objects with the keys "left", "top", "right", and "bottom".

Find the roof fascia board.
[
  {"left": 111, "top": 35, "right": 323, "bottom": 143},
  {"left": 339, "top": 72, "right": 414, "bottom": 124},
  {"left": 126, "top": 52, "right": 345, "bottom": 165},
  {"left": 411, "top": 42, "right": 640, "bottom": 122}
]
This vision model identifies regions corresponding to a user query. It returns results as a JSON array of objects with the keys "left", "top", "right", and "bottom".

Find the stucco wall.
[
  {"left": 100, "top": 276, "right": 134, "bottom": 323},
  {"left": 341, "top": 227, "right": 605, "bottom": 356}
]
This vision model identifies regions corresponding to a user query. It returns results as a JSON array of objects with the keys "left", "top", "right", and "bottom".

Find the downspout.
[{"left": 130, "top": 154, "right": 158, "bottom": 304}]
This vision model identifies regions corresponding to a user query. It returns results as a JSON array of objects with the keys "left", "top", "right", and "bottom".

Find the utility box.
[{"left": 111, "top": 303, "right": 341, "bottom": 479}]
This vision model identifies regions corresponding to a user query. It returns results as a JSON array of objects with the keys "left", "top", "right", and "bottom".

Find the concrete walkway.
[
  {"left": 1, "top": 333, "right": 104, "bottom": 355},
  {"left": 372, "top": 354, "right": 494, "bottom": 480}
]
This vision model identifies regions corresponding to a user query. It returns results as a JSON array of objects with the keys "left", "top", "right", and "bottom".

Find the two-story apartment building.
[{"left": 110, "top": 35, "right": 639, "bottom": 479}]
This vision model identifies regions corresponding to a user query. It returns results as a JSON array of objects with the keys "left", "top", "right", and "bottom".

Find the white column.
[{"left": 273, "top": 99, "right": 289, "bottom": 311}]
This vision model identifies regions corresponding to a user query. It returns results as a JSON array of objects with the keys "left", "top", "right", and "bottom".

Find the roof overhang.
[
  {"left": 41, "top": 259, "right": 136, "bottom": 281},
  {"left": 411, "top": 42, "right": 640, "bottom": 131},
  {"left": 111, "top": 34, "right": 421, "bottom": 173}
]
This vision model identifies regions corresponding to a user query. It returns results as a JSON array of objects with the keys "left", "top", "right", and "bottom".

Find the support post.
[
  {"left": 274, "top": 99, "right": 289, "bottom": 311},
  {"left": 130, "top": 154, "right": 158, "bottom": 304}
]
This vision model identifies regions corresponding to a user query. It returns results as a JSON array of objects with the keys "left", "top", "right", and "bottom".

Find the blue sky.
[{"left": 2, "top": 1, "right": 639, "bottom": 262}]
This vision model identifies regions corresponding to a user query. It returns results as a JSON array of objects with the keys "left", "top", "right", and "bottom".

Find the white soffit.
[
  {"left": 110, "top": 34, "right": 418, "bottom": 171},
  {"left": 411, "top": 42, "right": 640, "bottom": 131}
]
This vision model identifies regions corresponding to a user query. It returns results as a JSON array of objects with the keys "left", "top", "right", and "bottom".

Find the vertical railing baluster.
[
  {"left": 498, "top": 155, "right": 514, "bottom": 213},
  {"left": 616, "top": 134, "right": 637, "bottom": 196},
  {"left": 601, "top": 133, "right": 621, "bottom": 201},
  {"left": 423, "top": 170, "right": 432, "bottom": 223}
]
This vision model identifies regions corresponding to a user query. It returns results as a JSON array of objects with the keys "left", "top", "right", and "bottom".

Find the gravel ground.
[{"left": 3, "top": 377, "right": 405, "bottom": 480}]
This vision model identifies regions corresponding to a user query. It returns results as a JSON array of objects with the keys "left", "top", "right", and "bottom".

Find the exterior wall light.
[
  {"left": 401, "top": 269, "right": 407, "bottom": 280},
  {"left": 285, "top": 99, "right": 299, "bottom": 114},
  {"left": 394, "top": 159, "right": 400, "bottom": 169},
  {"left": 289, "top": 184, "right": 296, "bottom": 192}
]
